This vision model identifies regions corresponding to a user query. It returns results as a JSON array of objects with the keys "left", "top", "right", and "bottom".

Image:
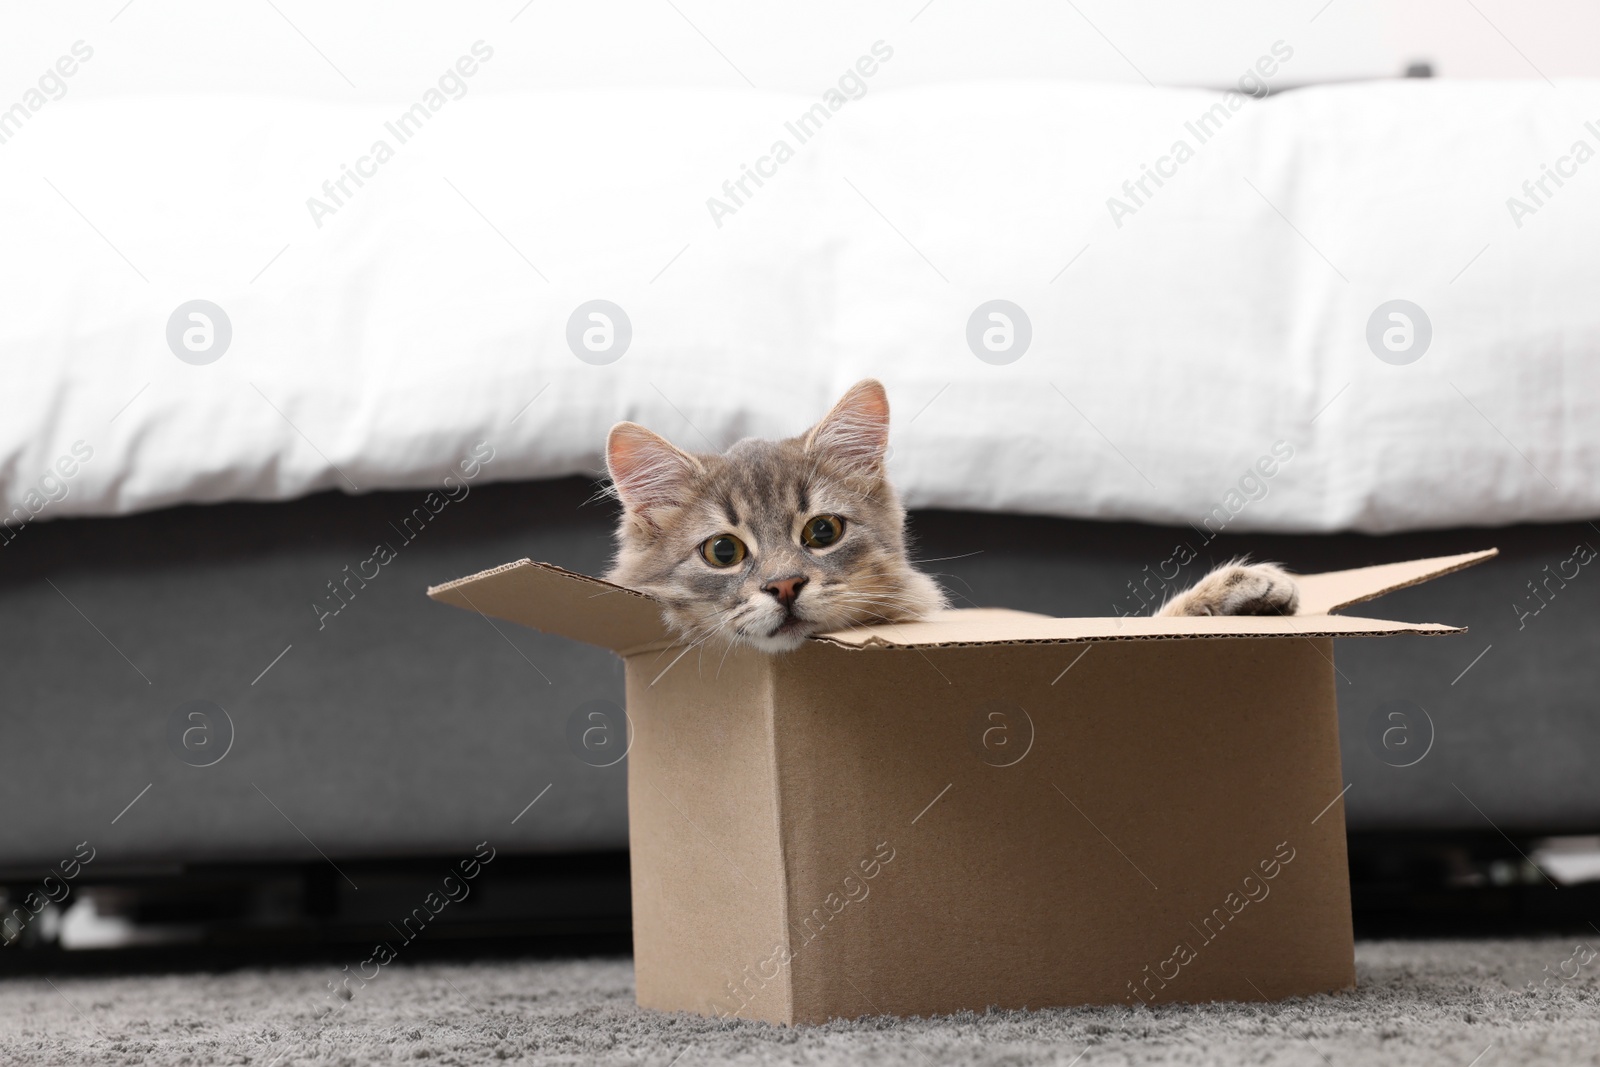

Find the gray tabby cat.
[{"left": 605, "top": 379, "right": 1297, "bottom": 652}]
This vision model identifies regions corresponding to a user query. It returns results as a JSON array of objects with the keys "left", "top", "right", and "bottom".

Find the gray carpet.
[{"left": 2, "top": 939, "right": 1598, "bottom": 1066}]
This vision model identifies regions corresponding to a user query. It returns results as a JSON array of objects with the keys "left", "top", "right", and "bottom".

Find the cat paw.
[{"left": 1159, "top": 561, "right": 1299, "bottom": 618}]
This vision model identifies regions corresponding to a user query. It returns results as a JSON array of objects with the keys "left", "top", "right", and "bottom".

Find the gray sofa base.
[{"left": 3, "top": 478, "right": 1594, "bottom": 874}]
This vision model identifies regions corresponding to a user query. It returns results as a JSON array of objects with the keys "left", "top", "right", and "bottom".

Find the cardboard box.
[{"left": 429, "top": 548, "right": 1495, "bottom": 1024}]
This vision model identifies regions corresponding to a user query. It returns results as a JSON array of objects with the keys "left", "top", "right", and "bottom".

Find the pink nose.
[{"left": 762, "top": 575, "right": 808, "bottom": 607}]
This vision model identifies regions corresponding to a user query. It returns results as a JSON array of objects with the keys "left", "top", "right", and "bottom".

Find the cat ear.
[
  {"left": 606, "top": 422, "right": 700, "bottom": 519},
  {"left": 805, "top": 379, "right": 890, "bottom": 474}
]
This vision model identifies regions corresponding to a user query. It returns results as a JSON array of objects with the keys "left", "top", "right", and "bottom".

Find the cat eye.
[
  {"left": 700, "top": 534, "right": 747, "bottom": 568},
  {"left": 800, "top": 514, "right": 845, "bottom": 549}
]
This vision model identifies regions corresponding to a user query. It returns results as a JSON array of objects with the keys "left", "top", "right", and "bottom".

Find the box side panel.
[
  {"left": 771, "top": 638, "right": 1356, "bottom": 1023},
  {"left": 625, "top": 647, "right": 793, "bottom": 1023}
]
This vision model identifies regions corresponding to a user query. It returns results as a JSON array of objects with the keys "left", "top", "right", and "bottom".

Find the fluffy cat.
[{"left": 605, "top": 379, "right": 1297, "bottom": 652}]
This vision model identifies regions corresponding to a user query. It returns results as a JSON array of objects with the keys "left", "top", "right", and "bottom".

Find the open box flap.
[
  {"left": 811, "top": 548, "right": 1496, "bottom": 649},
  {"left": 427, "top": 559, "right": 670, "bottom": 655},
  {"left": 1290, "top": 548, "right": 1498, "bottom": 615},
  {"left": 427, "top": 549, "right": 1495, "bottom": 654}
]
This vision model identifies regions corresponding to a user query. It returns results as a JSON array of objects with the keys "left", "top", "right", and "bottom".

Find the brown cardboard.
[
  {"left": 428, "top": 548, "right": 1495, "bottom": 1023},
  {"left": 429, "top": 559, "right": 670, "bottom": 654},
  {"left": 1290, "top": 549, "right": 1497, "bottom": 615}
]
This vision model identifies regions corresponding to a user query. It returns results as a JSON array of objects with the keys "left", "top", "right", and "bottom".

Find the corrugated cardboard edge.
[
  {"left": 808, "top": 618, "right": 1464, "bottom": 651},
  {"left": 426, "top": 558, "right": 654, "bottom": 604}
]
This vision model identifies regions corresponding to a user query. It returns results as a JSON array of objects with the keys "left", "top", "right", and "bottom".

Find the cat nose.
[{"left": 761, "top": 575, "right": 808, "bottom": 607}]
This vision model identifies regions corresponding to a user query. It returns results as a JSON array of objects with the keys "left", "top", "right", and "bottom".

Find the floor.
[{"left": 1, "top": 939, "right": 1597, "bottom": 1066}]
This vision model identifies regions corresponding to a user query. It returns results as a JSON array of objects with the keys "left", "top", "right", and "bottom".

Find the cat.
[{"left": 605, "top": 379, "right": 1297, "bottom": 652}]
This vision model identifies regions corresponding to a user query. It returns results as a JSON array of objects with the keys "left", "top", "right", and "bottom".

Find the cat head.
[{"left": 603, "top": 379, "right": 946, "bottom": 652}]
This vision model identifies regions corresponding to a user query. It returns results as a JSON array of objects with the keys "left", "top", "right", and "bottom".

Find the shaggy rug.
[{"left": 1, "top": 939, "right": 1597, "bottom": 1066}]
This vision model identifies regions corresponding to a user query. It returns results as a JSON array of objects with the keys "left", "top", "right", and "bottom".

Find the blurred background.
[
  {"left": 3, "top": 0, "right": 1599, "bottom": 968},
  {"left": 7, "top": 0, "right": 1600, "bottom": 94}
]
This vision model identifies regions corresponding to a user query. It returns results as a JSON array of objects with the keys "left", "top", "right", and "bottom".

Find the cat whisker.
[
  {"left": 915, "top": 569, "right": 972, "bottom": 599},
  {"left": 908, "top": 550, "right": 984, "bottom": 564},
  {"left": 582, "top": 480, "right": 621, "bottom": 509},
  {"left": 653, "top": 600, "right": 750, "bottom": 680},
  {"left": 830, "top": 588, "right": 927, "bottom": 607},
  {"left": 714, "top": 634, "right": 740, "bottom": 680},
  {"left": 649, "top": 644, "right": 695, "bottom": 687}
]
